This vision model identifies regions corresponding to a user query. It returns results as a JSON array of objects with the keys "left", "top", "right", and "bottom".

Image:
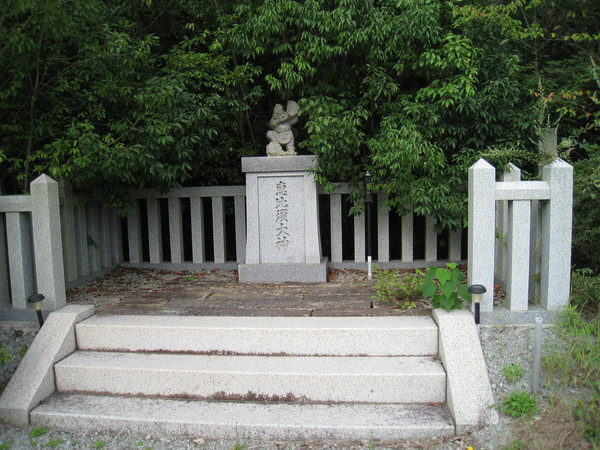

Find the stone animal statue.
[{"left": 266, "top": 100, "right": 299, "bottom": 156}]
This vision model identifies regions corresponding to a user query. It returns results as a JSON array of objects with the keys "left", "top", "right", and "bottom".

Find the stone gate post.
[{"left": 31, "top": 174, "right": 66, "bottom": 310}]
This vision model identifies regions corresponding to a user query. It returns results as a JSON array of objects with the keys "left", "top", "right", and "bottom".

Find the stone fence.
[
  {"left": 468, "top": 158, "right": 573, "bottom": 312},
  {"left": 0, "top": 158, "right": 573, "bottom": 316},
  {"left": 0, "top": 176, "right": 67, "bottom": 316}
]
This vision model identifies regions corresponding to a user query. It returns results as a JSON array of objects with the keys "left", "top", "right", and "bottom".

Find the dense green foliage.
[{"left": 1, "top": 0, "right": 598, "bottom": 260}]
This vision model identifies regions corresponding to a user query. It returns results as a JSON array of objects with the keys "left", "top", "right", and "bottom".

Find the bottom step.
[{"left": 32, "top": 393, "right": 455, "bottom": 441}]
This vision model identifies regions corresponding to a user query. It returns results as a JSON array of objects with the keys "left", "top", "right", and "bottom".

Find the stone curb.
[
  {"left": 0, "top": 305, "right": 95, "bottom": 426},
  {"left": 433, "top": 309, "right": 499, "bottom": 434}
]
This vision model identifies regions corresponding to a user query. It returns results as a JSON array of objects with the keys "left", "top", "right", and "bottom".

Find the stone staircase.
[{"left": 29, "top": 314, "right": 457, "bottom": 441}]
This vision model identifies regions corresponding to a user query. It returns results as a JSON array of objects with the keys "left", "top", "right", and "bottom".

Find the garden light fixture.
[
  {"left": 468, "top": 284, "right": 486, "bottom": 331},
  {"left": 28, "top": 293, "right": 45, "bottom": 327}
]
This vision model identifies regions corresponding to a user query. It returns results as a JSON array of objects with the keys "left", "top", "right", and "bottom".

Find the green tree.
[{"left": 224, "top": 0, "right": 530, "bottom": 227}]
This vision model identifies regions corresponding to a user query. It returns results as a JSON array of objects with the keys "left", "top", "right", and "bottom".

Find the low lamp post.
[
  {"left": 468, "top": 284, "right": 486, "bottom": 332},
  {"left": 28, "top": 293, "right": 45, "bottom": 327},
  {"left": 365, "top": 171, "right": 374, "bottom": 281}
]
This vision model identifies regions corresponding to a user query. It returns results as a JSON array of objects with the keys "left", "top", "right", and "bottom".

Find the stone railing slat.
[
  {"left": 190, "top": 198, "right": 205, "bottom": 264},
  {"left": 168, "top": 198, "right": 184, "bottom": 264}
]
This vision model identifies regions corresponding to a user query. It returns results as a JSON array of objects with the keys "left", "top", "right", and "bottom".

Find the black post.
[{"left": 36, "top": 310, "right": 44, "bottom": 327}]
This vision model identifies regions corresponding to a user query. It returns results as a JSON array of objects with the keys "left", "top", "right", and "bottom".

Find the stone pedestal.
[{"left": 239, "top": 155, "right": 327, "bottom": 282}]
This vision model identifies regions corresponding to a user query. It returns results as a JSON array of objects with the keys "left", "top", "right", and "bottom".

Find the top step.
[{"left": 76, "top": 315, "right": 438, "bottom": 356}]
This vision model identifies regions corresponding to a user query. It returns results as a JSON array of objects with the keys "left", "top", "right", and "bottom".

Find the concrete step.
[
  {"left": 31, "top": 393, "right": 455, "bottom": 441},
  {"left": 55, "top": 352, "right": 446, "bottom": 404},
  {"left": 75, "top": 315, "right": 438, "bottom": 356}
]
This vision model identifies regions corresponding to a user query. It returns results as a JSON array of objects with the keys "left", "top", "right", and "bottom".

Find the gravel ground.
[{"left": 0, "top": 269, "right": 587, "bottom": 449}]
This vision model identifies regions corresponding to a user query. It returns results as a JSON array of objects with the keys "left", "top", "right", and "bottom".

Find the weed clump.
[{"left": 500, "top": 391, "right": 538, "bottom": 418}]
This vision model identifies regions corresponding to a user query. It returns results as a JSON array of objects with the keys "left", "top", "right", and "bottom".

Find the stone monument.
[{"left": 238, "top": 101, "right": 327, "bottom": 282}]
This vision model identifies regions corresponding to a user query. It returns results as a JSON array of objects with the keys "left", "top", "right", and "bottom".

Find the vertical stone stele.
[{"left": 239, "top": 155, "right": 327, "bottom": 282}]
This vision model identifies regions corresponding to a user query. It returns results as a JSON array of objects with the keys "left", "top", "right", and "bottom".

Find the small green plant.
[
  {"left": 91, "top": 441, "right": 107, "bottom": 449},
  {"left": 46, "top": 438, "right": 65, "bottom": 448},
  {"left": 181, "top": 276, "right": 196, "bottom": 282},
  {"left": 420, "top": 262, "right": 471, "bottom": 311},
  {"left": 502, "top": 363, "right": 524, "bottom": 383},
  {"left": 18, "top": 346, "right": 28, "bottom": 358},
  {"left": 499, "top": 440, "right": 525, "bottom": 450},
  {"left": 28, "top": 427, "right": 48, "bottom": 438},
  {"left": 231, "top": 443, "right": 248, "bottom": 450},
  {"left": 0, "top": 344, "right": 13, "bottom": 365},
  {"left": 499, "top": 391, "right": 538, "bottom": 418},
  {"left": 0, "top": 442, "right": 12, "bottom": 450},
  {"left": 372, "top": 267, "right": 422, "bottom": 305}
]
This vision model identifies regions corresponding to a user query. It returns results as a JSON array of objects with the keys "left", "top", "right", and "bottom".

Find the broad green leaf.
[
  {"left": 422, "top": 280, "right": 437, "bottom": 298},
  {"left": 458, "top": 284, "right": 472, "bottom": 301},
  {"left": 436, "top": 268, "right": 451, "bottom": 284},
  {"left": 440, "top": 282, "right": 455, "bottom": 299}
]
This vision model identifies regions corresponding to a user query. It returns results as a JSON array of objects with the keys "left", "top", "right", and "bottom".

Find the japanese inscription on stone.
[{"left": 275, "top": 180, "right": 290, "bottom": 249}]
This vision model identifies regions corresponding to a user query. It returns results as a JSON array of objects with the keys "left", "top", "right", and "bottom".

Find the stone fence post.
[
  {"left": 468, "top": 159, "right": 496, "bottom": 312},
  {"left": 31, "top": 175, "right": 66, "bottom": 310},
  {"left": 0, "top": 188, "right": 10, "bottom": 308},
  {"left": 540, "top": 159, "right": 573, "bottom": 310}
]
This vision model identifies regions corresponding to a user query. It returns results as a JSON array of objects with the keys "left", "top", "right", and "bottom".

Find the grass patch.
[
  {"left": 45, "top": 438, "right": 65, "bottom": 448},
  {"left": 502, "top": 364, "right": 524, "bottom": 383},
  {"left": 28, "top": 427, "right": 48, "bottom": 438},
  {"left": 499, "top": 391, "right": 538, "bottom": 418},
  {"left": 514, "top": 399, "right": 594, "bottom": 449},
  {"left": 543, "top": 304, "right": 599, "bottom": 446},
  {"left": 0, "top": 345, "right": 13, "bottom": 365}
]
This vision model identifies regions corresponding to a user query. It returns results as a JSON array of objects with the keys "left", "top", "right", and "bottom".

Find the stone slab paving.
[{"left": 72, "top": 268, "right": 431, "bottom": 317}]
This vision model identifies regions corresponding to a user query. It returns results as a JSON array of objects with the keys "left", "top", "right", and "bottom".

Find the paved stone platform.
[
  {"left": 95, "top": 281, "right": 430, "bottom": 317},
  {"left": 66, "top": 267, "right": 431, "bottom": 317}
]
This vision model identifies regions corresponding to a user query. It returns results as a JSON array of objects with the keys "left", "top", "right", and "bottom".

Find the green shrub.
[
  {"left": 420, "top": 262, "right": 471, "bottom": 312},
  {"left": 372, "top": 268, "right": 422, "bottom": 307}
]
